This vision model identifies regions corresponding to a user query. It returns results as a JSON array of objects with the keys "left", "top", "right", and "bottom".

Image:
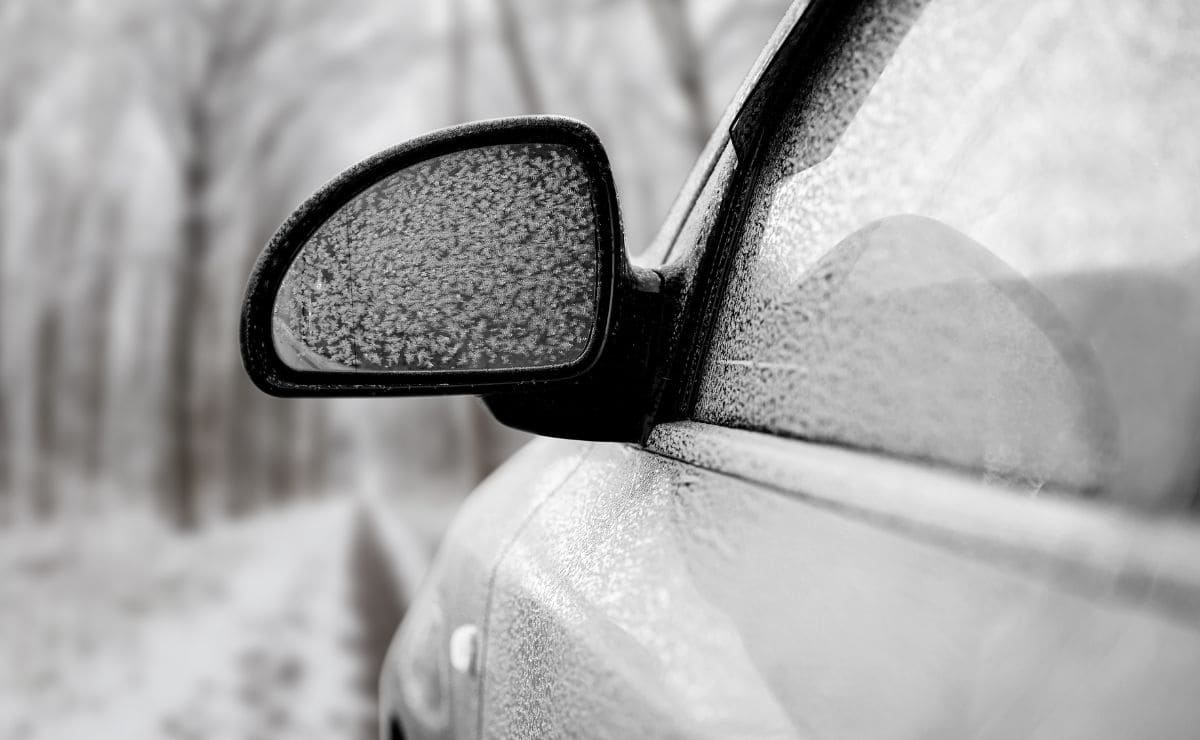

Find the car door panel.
[
  {"left": 383, "top": 437, "right": 593, "bottom": 740},
  {"left": 482, "top": 424, "right": 1200, "bottom": 738}
]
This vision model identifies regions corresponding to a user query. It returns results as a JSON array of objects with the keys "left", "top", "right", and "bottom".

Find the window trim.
[{"left": 652, "top": 0, "right": 889, "bottom": 424}]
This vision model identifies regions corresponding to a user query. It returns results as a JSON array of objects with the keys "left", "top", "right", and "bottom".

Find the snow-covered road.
[{"left": 1, "top": 497, "right": 405, "bottom": 740}]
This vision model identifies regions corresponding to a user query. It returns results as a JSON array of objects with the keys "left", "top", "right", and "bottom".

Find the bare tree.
[
  {"left": 111, "top": 0, "right": 278, "bottom": 526},
  {"left": 118, "top": 0, "right": 398, "bottom": 526},
  {"left": 493, "top": 0, "right": 545, "bottom": 114},
  {"left": 644, "top": 0, "right": 711, "bottom": 153},
  {"left": 0, "top": 0, "right": 79, "bottom": 520},
  {"left": 449, "top": 0, "right": 472, "bottom": 123}
]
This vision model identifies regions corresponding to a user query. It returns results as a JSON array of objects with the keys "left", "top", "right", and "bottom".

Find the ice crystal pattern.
[{"left": 274, "top": 143, "right": 598, "bottom": 372}]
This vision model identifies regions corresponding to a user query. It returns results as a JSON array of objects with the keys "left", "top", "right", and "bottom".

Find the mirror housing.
[{"left": 241, "top": 116, "right": 665, "bottom": 442}]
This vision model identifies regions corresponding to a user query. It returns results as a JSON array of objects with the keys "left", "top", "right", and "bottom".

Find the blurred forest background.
[
  {"left": 0, "top": 0, "right": 790, "bottom": 530},
  {"left": 0, "top": 0, "right": 791, "bottom": 738}
]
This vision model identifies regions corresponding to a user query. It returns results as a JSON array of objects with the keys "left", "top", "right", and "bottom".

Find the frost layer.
[{"left": 275, "top": 143, "right": 598, "bottom": 372}]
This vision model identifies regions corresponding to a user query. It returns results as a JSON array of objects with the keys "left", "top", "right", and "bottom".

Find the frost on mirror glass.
[{"left": 272, "top": 143, "right": 598, "bottom": 372}]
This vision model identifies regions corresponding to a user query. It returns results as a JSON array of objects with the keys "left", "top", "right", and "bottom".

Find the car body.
[{"left": 248, "top": 0, "right": 1200, "bottom": 737}]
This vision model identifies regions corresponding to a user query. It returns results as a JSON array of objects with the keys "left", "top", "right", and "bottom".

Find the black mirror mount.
[
  {"left": 483, "top": 262, "right": 667, "bottom": 443},
  {"left": 240, "top": 116, "right": 666, "bottom": 442}
]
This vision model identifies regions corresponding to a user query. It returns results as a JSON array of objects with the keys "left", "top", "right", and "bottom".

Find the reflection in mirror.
[{"left": 273, "top": 143, "right": 598, "bottom": 373}]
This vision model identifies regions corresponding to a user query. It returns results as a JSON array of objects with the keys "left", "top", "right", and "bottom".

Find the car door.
[{"left": 472, "top": 0, "right": 1200, "bottom": 737}]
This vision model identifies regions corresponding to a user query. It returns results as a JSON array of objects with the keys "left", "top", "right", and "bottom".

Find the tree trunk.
[
  {"left": 449, "top": 0, "right": 471, "bottom": 124},
  {"left": 32, "top": 309, "right": 60, "bottom": 520},
  {"left": 0, "top": 84, "right": 13, "bottom": 520},
  {"left": 304, "top": 401, "right": 330, "bottom": 495},
  {"left": 646, "top": 0, "right": 711, "bottom": 153},
  {"left": 163, "top": 110, "right": 210, "bottom": 530},
  {"left": 493, "top": 0, "right": 544, "bottom": 114},
  {"left": 225, "top": 377, "right": 261, "bottom": 517},
  {"left": 82, "top": 249, "right": 117, "bottom": 483},
  {"left": 0, "top": 172, "right": 10, "bottom": 522},
  {"left": 267, "top": 396, "right": 297, "bottom": 503}
]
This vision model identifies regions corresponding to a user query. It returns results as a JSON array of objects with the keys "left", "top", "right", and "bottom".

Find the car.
[{"left": 240, "top": 0, "right": 1200, "bottom": 737}]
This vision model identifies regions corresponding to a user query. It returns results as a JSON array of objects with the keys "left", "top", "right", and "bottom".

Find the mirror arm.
[{"left": 482, "top": 263, "right": 667, "bottom": 443}]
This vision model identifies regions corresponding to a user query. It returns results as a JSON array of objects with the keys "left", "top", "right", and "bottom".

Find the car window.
[{"left": 693, "top": 0, "right": 1200, "bottom": 512}]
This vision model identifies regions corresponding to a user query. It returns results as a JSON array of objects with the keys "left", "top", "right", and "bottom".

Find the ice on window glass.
[
  {"left": 696, "top": 0, "right": 1200, "bottom": 511},
  {"left": 273, "top": 143, "right": 598, "bottom": 372}
]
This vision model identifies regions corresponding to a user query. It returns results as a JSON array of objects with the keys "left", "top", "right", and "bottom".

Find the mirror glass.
[{"left": 272, "top": 143, "right": 599, "bottom": 373}]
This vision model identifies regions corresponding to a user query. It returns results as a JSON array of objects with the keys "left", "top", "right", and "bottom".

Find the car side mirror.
[{"left": 241, "top": 117, "right": 663, "bottom": 441}]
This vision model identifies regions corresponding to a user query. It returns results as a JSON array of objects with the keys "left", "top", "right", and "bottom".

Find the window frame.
[{"left": 652, "top": 0, "right": 900, "bottom": 424}]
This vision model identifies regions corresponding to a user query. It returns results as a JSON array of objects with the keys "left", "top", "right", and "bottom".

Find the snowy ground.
[{"left": 0, "top": 496, "right": 407, "bottom": 740}]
